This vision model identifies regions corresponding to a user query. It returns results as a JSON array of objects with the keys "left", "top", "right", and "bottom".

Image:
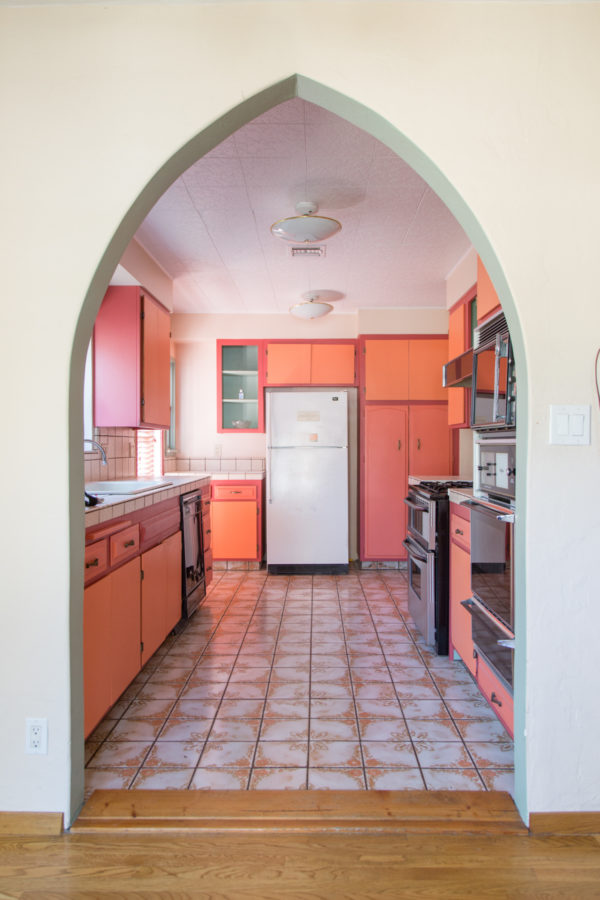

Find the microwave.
[
  {"left": 473, "top": 431, "right": 516, "bottom": 508},
  {"left": 471, "top": 311, "right": 516, "bottom": 430}
]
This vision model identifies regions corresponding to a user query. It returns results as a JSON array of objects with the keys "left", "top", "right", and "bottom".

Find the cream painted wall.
[{"left": 2, "top": 2, "right": 600, "bottom": 825}]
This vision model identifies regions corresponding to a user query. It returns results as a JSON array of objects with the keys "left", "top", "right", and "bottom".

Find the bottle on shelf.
[{"left": 238, "top": 387, "right": 244, "bottom": 400}]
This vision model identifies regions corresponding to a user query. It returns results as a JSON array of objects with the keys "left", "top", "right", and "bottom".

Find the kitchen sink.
[{"left": 85, "top": 479, "right": 173, "bottom": 494}]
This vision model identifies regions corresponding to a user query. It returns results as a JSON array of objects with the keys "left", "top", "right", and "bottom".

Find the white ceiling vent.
[{"left": 289, "top": 245, "right": 326, "bottom": 258}]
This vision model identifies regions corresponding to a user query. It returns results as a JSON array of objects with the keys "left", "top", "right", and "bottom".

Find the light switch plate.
[{"left": 549, "top": 405, "right": 591, "bottom": 445}]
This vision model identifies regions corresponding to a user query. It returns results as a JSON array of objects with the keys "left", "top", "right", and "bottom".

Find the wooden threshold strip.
[{"left": 71, "top": 789, "right": 526, "bottom": 835}]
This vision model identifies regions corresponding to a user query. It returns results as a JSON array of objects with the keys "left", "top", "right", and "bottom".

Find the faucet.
[{"left": 84, "top": 439, "right": 107, "bottom": 466}]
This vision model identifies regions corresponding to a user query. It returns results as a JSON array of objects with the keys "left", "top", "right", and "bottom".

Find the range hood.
[{"left": 443, "top": 349, "right": 473, "bottom": 388}]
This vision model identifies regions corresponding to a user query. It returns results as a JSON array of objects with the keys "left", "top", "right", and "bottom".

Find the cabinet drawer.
[
  {"left": 476, "top": 656, "right": 514, "bottom": 739},
  {"left": 450, "top": 510, "right": 471, "bottom": 549},
  {"left": 212, "top": 484, "right": 257, "bottom": 501},
  {"left": 84, "top": 540, "right": 108, "bottom": 584},
  {"left": 110, "top": 524, "right": 140, "bottom": 566}
]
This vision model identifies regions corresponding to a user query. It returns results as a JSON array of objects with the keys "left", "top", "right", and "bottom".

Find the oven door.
[
  {"left": 404, "top": 491, "right": 433, "bottom": 548},
  {"left": 467, "top": 500, "right": 514, "bottom": 631},
  {"left": 403, "top": 536, "right": 435, "bottom": 647},
  {"left": 462, "top": 597, "right": 514, "bottom": 692}
]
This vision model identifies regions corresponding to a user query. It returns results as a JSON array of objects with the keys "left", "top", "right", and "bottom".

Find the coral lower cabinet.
[
  {"left": 449, "top": 500, "right": 514, "bottom": 737},
  {"left": 449, "top": 503, "right": 476, "bottom": 676},
  {"left": 83, "top": 500, "right": 184, "bottom": 738},
  {"left": 360, "top": 336, "right": 451, "bottom": 561},
  {"left": 94, "top": 285, "right": 171, "bottom": 428},
  {"left": 211, "top": 481, "right": 263, "bottom": 562}
]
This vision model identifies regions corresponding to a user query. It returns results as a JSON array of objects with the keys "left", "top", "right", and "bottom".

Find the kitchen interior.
[{"left": 82, "top": 98, "right": 517, "bottom": 798}]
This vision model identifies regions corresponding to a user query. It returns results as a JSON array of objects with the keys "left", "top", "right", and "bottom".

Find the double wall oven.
[
  {"left": 463, "top": 499, "right": 515, "bottom": 691},
  {"left": 403, "top": 480, "right": 472, "bottom": 655}
]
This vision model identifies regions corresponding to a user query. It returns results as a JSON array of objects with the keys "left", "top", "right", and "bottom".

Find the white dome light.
[{"left": 271, "top": 201, "right": 341, "bottom": 243}]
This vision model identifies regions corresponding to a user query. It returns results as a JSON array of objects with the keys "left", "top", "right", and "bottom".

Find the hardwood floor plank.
[
  {"left": 1, "top": 832, "right": 600, "bottom": 898},
  {"left": 529, "top": 811, "right": 600, "bottom": 835}
]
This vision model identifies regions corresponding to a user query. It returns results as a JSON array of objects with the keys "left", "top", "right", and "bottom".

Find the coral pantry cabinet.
[
  {"left": 94, "top": 285, "right": 171, "bottom": 428},
  {"left": 362, "top": 405, "right": 408, "bottom": 560},
  {"left": 360, "top": 335, "right": 451, "bottom": 562}
]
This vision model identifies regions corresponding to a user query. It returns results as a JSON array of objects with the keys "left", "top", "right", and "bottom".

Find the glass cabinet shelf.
[{"left": 217, "top": 341, "right": 264, "bottom": 433}]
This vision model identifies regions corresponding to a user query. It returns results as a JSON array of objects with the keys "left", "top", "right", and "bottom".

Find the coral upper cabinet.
[
  {"left": 265, "top": 342, "right": 356, "bottom": 386},
  {"left": 363, "top": 337, "right": 448, "bottom": 401},
  {"left": 477, "top": 257, "right": 502, "bottom": 323},
  {"left": 94, "top": 285, "right": 171, "bottom": 428}
]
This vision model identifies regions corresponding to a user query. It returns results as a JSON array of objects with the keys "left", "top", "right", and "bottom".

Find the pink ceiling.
[{"left": 134, "top": 98, "right": 471, "bottom": 315}]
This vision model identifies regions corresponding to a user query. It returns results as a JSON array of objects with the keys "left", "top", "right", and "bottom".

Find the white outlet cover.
[
  {"left": 25, "top": 717, "right": 48, "bottom": 754},
  {"left": 549, "top": 405, "right": 591, "bottom": 445}
]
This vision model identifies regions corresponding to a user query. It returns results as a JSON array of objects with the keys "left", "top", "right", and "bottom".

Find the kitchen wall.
[{"left": 3, "top": 1, "right": 600, "bottom": 826}]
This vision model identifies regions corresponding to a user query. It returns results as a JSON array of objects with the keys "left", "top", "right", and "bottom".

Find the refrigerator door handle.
[{"left": 267, "top": 447, "right": 272, "bottom": 504}]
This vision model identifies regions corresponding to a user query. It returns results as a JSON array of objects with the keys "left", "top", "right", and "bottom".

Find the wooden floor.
[{"left": 1, "top": 792, "right": 600, "bottom": 898}]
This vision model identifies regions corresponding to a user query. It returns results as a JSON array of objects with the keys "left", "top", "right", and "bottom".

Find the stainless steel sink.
[{"left": 85, "top": 479, "right": 172, "bottom": 495}]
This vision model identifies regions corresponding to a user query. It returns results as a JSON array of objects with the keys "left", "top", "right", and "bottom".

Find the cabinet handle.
[
  {"left": 124, "top": 539, "right": 135, "bottom": 548},
  {"left": 206, "top": 529, "right": 211, "bottom": 534},
  {"left": 490, "top": 692, "right": 503, "bottom": 708},
  {"left": 455, "top": 528, "right": 464, "bottom": 536},
  {"left": 231, "top": 490, "right": 242, "bottom": 494},
  {"left": 417, "top": 438, "right": 422, "bottom": 450},
  {"left": 397, "top": 440, "right": 402, "bottom": 450},
  {"left": 85, "top": 558, "right": 99, "bottom": 569}
]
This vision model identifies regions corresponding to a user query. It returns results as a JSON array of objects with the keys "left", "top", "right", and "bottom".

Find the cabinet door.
[
  {"left": 164, "top": 531, "right": 183, "bottom": 633},
  {"left": 409, "top": 406, "right": 451, "bottom": 475},
  {"left": 364, "top": 340, "right": 409, "bottom": 401},
  {"left": 447, "top": 305, "right": 468, "bottom": 426},
  {"left": 477, "top": 257, "right": 501, "bottom": 322},
  {"left": 266, "top": 343, "right": 311, "bottom": 384},
  {"left": 476, "top": 656, "right": 514, "bottom": 738},
  {"left": 83, "top": 577, "right": 112, "bottom": 738},
  {"left": 141, "top": 292, "right": 171, "bottom": 427},
  {"left": 450, "top": 539, "right": 476, "bottom": 677},
  {"left": 110, "top": 558, "right": 142, "bottom": 702},
  {"left": 218, "top": 341, "right": 263, "bottom": 432},
  {"left": 311, "top": 344, "right": 355, "bottom": 385},
  {"left": 212, "top": 500, "right": 258, "bottom": 559},
  {"left": 408, "top": 339, "right": 448, "bottom": 401},
  {"left": 140, "top": 542, "right": 167, "bottom": 667},
  {"left": 363, "top": 405, "right": 408, "bottom": 559},
  {"left": 93, "top": 286, "right": 141, "bottom": 428}
]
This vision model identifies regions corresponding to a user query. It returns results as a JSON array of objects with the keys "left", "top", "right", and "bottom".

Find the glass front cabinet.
[{"left": 217, "top": 340, "right": 265, "bottom": 433}]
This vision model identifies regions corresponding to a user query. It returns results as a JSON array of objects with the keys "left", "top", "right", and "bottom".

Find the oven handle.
[
  {"left": 402, "top": 537, "right": 428, "bottom": 563},
  {"left": 462, "top": 499, "right": 514, "bottom": 523},
  {"left": 404, "top": 497, "right": 428, "bottom": 512}
]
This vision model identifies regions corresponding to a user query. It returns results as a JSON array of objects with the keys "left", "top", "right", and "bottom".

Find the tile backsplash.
[
  {"left": 168, "top": 455, "right": 265, "bottom": 473},
  {"left": 85, "top": 431, "right": 266, "bottom": 481},
  {"left": 84, "top": 428, "right": 136, "bottom": 482}
]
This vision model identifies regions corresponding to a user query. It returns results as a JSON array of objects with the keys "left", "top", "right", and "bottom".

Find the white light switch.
[{"left": 549, "top": 405, "right": 591, "bottom": 445}]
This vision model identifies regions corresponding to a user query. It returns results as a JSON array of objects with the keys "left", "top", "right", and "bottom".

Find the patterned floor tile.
[
  {"left": 190, "top": 768, "right": 250, "bottom": 790},
  {"left": 309, "top": 740, "right": 362, "bottom": 768},
  {"left": 366, "top": 768, "right": 425, "bottom": 790},
  {"left": 308, "top": 768, "right": 366, "bottom": 790},
  {"left": 422, "top": 767, "right": 484, "bottom": 790},
  {"left": 249, "top": 768, "right": 308, "bottom": 790},
  {"left": 131, "top": 768, "right": 194, "bottom": 789}
]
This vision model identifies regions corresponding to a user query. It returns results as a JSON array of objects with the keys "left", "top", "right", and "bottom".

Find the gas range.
[
  {"left": 415, "top": 479, "right": 472, "bottom": 498},
  {"left": 403, "top": 479, "right": 472, "bottom": 655}
]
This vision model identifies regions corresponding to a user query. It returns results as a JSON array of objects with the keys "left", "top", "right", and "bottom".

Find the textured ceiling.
[{"left": 134, "top": 98, "right": 471, "bottom": 316}]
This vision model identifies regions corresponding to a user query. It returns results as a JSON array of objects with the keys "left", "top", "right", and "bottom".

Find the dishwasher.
[{"left": 180, "top": 489, "right": 206, "bottom": 617}]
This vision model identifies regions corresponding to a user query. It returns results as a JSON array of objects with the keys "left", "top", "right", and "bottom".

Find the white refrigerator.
[{"left": 266, "top": 390, "right": 349, "bottom": 574}]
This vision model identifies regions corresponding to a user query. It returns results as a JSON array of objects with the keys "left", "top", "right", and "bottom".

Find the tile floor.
[{"left": 85, "top": 569, "right": 514, "bottom": 797}]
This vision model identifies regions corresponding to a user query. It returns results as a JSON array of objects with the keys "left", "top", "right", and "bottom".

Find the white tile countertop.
[{"left": 84, "top": 471, "right": 265, "bottom": 528}]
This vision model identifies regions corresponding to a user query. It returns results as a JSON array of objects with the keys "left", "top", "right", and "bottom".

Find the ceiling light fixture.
[
  {"left": 272, "top": 201, "right": 341, "bottom": 243},
  {"left": 289, "top": 298, "right": 334, "bottom": 320}
]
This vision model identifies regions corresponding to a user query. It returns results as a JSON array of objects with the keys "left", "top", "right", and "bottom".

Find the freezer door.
[
  {"left": 267, "top": 390, "right": 348, "bottom": 448},
  {"left": 266, "top": 446, "right": 349, "bottom": 565}
]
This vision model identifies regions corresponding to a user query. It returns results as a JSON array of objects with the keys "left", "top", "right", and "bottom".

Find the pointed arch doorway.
[{"left": 71, "top": 74, "right": 526, "bottom": 826}]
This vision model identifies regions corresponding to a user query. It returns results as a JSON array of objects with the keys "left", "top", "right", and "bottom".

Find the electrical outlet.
[{"left": 25, "top": 717, "right": 48, "bottom": 754}]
